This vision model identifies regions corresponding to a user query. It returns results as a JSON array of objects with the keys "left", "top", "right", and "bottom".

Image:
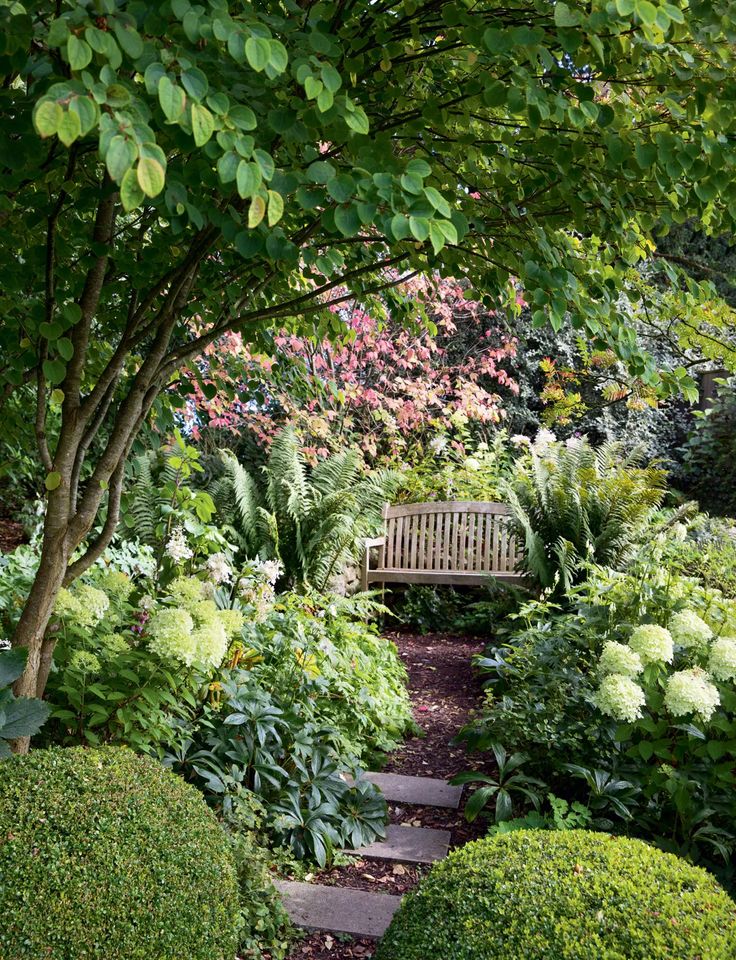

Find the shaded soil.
[
  {"left": 282, "top": 632, "right": 489, "bottom": 960},
  {"left": 382, "top": 631, "right": 489, "bottom": 782},
  {"left": 0, "top": 519, "right": 25, "bottom": 554},
  {"left": 316, "top": 859, "right": 426, "bottom": 896}
]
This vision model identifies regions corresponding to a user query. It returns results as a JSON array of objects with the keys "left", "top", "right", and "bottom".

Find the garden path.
[
  {"left": 0, "top": 519, "right": 25, "bottom": 554},
  {"left": 281, "top": 630, "right": 489, "bottom": 960}
]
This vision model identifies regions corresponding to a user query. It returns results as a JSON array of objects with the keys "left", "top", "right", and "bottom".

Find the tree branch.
[{"left": 64, "top": 459, "right": 125, "bottom": 584}]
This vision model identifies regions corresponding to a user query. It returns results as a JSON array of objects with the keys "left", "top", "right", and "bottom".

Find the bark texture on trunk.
[{"left": 10, "top": 540, "right": 68, "bottom": 753}]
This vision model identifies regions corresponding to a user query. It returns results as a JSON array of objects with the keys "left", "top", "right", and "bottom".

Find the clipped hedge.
[
  {"left": 0, "top": 746, "right": 239, "bottom": 960},
  {"left": 375, "top": 830, "right": 736, "bottom": 960}
]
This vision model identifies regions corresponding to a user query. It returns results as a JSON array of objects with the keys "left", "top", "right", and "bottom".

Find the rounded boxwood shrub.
[
  {"left": 375, "top": 830, "right": 736, "bottom": 960},
  {"left": 0, "top": 746, "right": 240, "bottom": 960}
]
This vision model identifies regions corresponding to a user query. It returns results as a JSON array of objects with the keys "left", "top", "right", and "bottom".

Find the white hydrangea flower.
[
  {"left": 708, "top": 636, "right": 736, "bottom": 682},
  {"left": 191, "top": 619, "right": 228, "bottom": 669},
  {"left": 138, "top": 594, "right": 157, "bottom": 612},
  {"left": 510, "top": 434, "right": 531, "bottom": 447},
  {"left": 218, "top": 608, "right": 245, "bottom": 638},
  {"left": 95, "top": 570, "right": 134, "bottom": 602},
  {"left": 628, "top": 624, "right": 674, "bottom": 665},
  {"left": 99, "top": 633, "right": 130, "bottom": 656},
  {"left": 69, "top": 650, "right": 102, "bottom": 674},
  {"left": 146, "top": 608, "right": 196, "bottom": 665},
  {"left": 56, "top": 584, "right": 109, "bottom": 628},
  {"left": 205, "top": 552, "right": 232, "bottom": 585},
  {"left": 75, "top": 585, "right": 110, "bottom": 625},
  {"left": 166, "top": 526, "right": 193, "bottom": 563},
  {"left": 168, "top": 576, "right": 205, "bottom": 606},
  {"left": 54, "top": 588, "right": 84, "bottom": 622},
  {"left": 465, "top": 457, "right": 481, "bottom": 471},
  {"left": 669, "top": 609, "right": 712, "bottom": 651},
  {"left": 564, "top": 435, "right": 585, "bottom": 449},
  {"left": 593, "top": 674, "right": 646, "bottom": 723},
  {"left": 664, "top": 668, "right": 720, "bottom": 723},
  {"left": 599, "top": 641, "right": 643, "bottom": 678},
  {"left": 429, "top": 435, "right": 448, "bottom": 455}
]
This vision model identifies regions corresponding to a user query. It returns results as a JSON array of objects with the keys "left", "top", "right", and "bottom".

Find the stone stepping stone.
[
  {"left": 347, "top": 823, "right": 451, "bottom": 864},
  {"left": 355, "top": 771, "right": 464, "bottom": 809},
  {"left": 274, "top": 880, "right": 401, "bottom": 938}
]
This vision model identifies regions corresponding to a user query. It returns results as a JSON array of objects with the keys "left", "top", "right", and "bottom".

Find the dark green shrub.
[
  {"left": 0, "top": 746, "right": 240, "bottom": 960},
  {"left": 680, "top": 381, "right": 736, "bottom": 517},
  {"left": 376, "top": 830, "right": 736, "bottom": 960}
]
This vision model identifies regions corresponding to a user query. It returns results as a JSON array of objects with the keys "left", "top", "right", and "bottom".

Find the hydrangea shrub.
[{"left": 591, "top": 609, "right": 732, "bottom": 728}]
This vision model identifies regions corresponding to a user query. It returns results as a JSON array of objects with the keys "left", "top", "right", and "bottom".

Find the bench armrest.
[{"left": 360, "top": 536, "right": 385, "bottom": 591}]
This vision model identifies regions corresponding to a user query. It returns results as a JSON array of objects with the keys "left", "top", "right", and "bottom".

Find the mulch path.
[
  {"left": 0, "top": 519, "right": 25, "bottom": 554},
  {"left": 282, "top": 631, "right": 490, "bottom": 960}
]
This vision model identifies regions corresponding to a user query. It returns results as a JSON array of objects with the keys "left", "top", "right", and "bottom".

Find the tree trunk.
[{"left": 10, "top": 533, "right": 68, "bottom": 753}]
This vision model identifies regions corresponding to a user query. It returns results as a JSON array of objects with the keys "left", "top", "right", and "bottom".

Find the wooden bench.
[{"left": 360, "top": 501, "right": 525, "bottom": 590}]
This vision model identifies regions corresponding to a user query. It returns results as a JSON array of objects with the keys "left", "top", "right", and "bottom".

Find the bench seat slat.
[{"left": 366, "top": 568, "right": 526, "bottom": 586}]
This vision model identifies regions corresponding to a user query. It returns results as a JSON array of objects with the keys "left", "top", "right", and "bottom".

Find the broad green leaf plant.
[{"left": 4, "top": 0, "right": 736, "bottom": 722}]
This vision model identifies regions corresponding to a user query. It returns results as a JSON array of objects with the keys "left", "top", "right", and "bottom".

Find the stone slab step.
[
  {"left": 347, "top": 823, "right": 451, "bottom": 864},
  {"left": 275, "top": 880, "right": 402, "bottom": 938},
  {"left": 354, "top": 771, "right": 464, "bottom": 809}
]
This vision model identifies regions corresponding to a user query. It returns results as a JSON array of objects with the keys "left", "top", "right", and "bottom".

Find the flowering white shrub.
[
  {"left": 708, "top": 636, "right": 736, "bottom": 682},
  {"left": 237, "top": 559, "right": 283, "bottom": 618},
  {"left": 191, "top": 620, "right": 228, "bottom": 669},
  {"left": 95, "top": 570, "right": 134, "bottom": 603},
  {"left": 165, "top": 526, "right": 193, "bottom": 564},
  {"left": 145, "top": 578, "right": 244, "bottom": 669},
  {"left": 54, "top": 584, "right": 109, "bottom": 628},
  {"left": 664, "top": 668, "right": 721, "bottom": 723},
  {"left": 593, "top": 674, "right": 646, "bottom": 723},
  {"left": 147, "top": 608, "right": 197, "bottom": 665},
  {"left": 168, "top": 576, "right": 205, "bottom": 605},
  {"left": 598, "top": 641, "right": 643, "bottom": 678},
  {"left": 69, "top": 650, "right": 102, "bottom": 674},
  {"left": 205, "top": 552, "right": 232, "bottom": 585},
  {"left": 97, "top": 633, "right": 131, "bottom": 656},
  {"left": 218, "top": 608, "right": 245, "bottom": 638},
  {"left": 668, "top": 609, "right": 712, "bottom": 651},
  {"left": 628, "top": 624, "right": 674, "bottom": 665}
]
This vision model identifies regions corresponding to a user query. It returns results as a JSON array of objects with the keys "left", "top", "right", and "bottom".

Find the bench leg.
[{"left": 360, "top": 551, "right": 369, "bottom": 592}]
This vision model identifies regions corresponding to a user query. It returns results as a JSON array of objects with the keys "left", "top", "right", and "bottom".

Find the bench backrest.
[{"left": 381, "top": 501, "right": 521, "bottom": 574}]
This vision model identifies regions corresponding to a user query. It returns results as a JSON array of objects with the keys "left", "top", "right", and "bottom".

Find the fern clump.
[
  {"left": 505, "top": 436, "right": 665, "bottom": 591},
  {"left": 211, "top": 428, "right": 399, "bottom": 590}
]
